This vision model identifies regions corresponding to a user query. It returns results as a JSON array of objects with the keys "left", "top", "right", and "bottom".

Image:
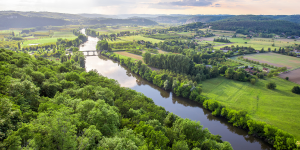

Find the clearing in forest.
[
  {"left": 201, "top": 76, "right": 300, "bottom": 140},
  {"left": 243, "top": 53, "right": 300, "bottom": 69}
]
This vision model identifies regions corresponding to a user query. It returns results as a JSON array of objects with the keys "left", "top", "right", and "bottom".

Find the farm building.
[{"left": 263, "top": 68, "right": 269, "bottom": 73}]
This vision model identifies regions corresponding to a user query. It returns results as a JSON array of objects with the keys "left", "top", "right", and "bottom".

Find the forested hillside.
[
  {"left": 83, "top": 18, "right": 158, "bottom": 26},
  {"left": 0, "top": 11, "right": 158, "bottom": 29},
  {"left": 0, "top": 49, "right": 232, "bottom": 149},
  {"left": 264, "top": 15, "right": 300, "bottom": 24},
  {"left": 0, "top": 13, "right": 70, "bottom": 29},
  {"left": 209, "top": 15, "right": 300, "bottom": 36}
]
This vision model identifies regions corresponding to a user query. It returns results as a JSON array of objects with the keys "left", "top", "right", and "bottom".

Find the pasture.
[
  {"left": 108, "top": 35, "right": 163, "bottom": 44},
  {"left": 52, "top": 31, "right": 76, "bottom": 38},
  {"left": 114, "top": 51, "right": 144, "bottom": 62},
  {"left": 22, "top": 37, "right": 77, "bottom": 46},
  {"left": 243, "top": 53, "right": 300, "bottom": 69},
  {"left": 201, "top": 76, "right": 300, "bottom": 140},
  {"left": 214, "top": 37, "right": 300, "bottom": 51}
]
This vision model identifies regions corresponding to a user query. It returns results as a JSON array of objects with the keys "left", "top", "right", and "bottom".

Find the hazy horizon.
[{"left": 1, "top": 0, "right": 300, "bottom": 15}]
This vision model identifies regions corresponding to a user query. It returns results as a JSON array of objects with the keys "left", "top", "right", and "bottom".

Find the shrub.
[
  {"left": 266, "top": 82, "right": 276, "bottom": 90},
  {"left": 285, "top": 77, "right": 289, "bottom": 80},
  {"left": 292, "top": 86, "right": 300, "bottom": 94},
  {"left": 250, "top": 78, "right": 256, "bottom": 85}
]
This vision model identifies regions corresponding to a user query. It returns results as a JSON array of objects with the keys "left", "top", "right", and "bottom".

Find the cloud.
[{"left": 157, "top": 0, "right": 215, "bottom": 7}]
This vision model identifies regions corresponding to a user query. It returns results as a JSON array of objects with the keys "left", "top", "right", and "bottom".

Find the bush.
[
  {"left": 266, "top": 82, "right": 276, "bottom": 90},
  {"left": 250, "top": 78, "right": 256, "bottom": 85},
  {"left": 285, "top": 77, "right": 289, "bottom": 80},
  {"left": 292, "top": 86, "right": 300, "bottom": 94}
]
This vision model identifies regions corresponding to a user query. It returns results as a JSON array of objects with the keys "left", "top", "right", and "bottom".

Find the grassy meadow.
[
  {"left": 241, "top": 53, "right": 300, "bottom": 69},
  {"left": 22, "top": 37, "right": 77, "bottom": 46},
  {"left": 52, "top": 31, "right": 77, "bottom": 38},
  {"left": 201, "top": 76, "right": 300, "bottom": 139},
  {"left": 214, "top": 37, "right": 300, "bottom": 51},
  {"left": 108, "top": 35, "right": 164, "bottom": 44}
]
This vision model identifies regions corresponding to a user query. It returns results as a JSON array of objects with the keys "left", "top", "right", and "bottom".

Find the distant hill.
[
  {"left": 78, "top": 13, "right": 117, "bottom": 19},
  {"left": 0, "top": 11, "right": 158, "bottom": 29},
  {"left": 209, "top": 15, "right": 300, "bottom": 36},
  {"left": 0, "top": 11, "right": 84, "bottom": 20},
  {"left": 263, "top": 15, "right": 300, "bottom": 24},
  {"left": 185, "top": 15, "right": 233, "bottom": 24},
  {"left": 83, "top": 18, "right": 158, "bottom": 26},
  {"left": 0, "top": 13, "right": 70, "bottom": 29}
]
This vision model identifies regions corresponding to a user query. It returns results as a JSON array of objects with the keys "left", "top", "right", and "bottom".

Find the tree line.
[{"left": 101, "top": 50, "right": 298, "bottom": 150}]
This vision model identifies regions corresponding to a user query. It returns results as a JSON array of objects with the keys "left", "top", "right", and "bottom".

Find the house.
[
  {"left": 221, "top": 50, "right": 229, "bottom": 53},
  {"left": 263, "top": 68, "right": 269, "bottom": 73},
  {"left": 294, "top": 50, "right": 300, "bottom": 53},
  {"left": 205, "top": 65, "right": 212, "bottom": 68},
  {"left": 255, "top": 50, "right": 260, "bottom": 53}
]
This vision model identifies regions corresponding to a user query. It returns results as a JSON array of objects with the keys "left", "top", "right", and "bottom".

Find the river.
[{"left": 79, "top": 29, "right": 273, "bottom": 150}]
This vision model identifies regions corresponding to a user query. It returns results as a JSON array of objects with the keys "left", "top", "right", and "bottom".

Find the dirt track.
[{"left": 279, "top": 69, "right": 300, "bottom": 85}]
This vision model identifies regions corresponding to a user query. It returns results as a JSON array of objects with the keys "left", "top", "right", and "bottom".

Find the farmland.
[
  {"left": 201, "top": 76, "right": 300, "bottom": 140},
  {"left": 279, "top": 69, "right": 300, "bottom": 84},
  {"left": 242, "top": 53, "right": 300, "bottom": 69},
  {"left": 114, "top": 51, "right": 144, "bottom": 62},
  {"left": 108, "top": 35, "right": 164, "bottom": 44},
  {"left": 22, "top": 37, "right": 77, "bottom": 46}
]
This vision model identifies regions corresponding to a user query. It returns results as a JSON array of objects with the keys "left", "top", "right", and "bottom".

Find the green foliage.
[
  {"left": 266, "top": 82, "right": 277, "bottom": 90},
  {"left": 96, "top": 40, "right": 109, "bottom": 51},
  {"left": 292, "top": 86, "right": 300, "bottom": 94}
]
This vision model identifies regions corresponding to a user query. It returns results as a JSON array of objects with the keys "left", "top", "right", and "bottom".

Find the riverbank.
[{"left": 99, "top": 51, "right": 297, "bottom": 150}]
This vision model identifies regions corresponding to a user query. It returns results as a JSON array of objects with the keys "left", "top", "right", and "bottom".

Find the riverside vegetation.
[{"left": 99, "top": 38, "right": 299, "bottom": 149}]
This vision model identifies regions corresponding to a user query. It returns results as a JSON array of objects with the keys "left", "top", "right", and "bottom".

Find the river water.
[{"left": 79, "top": 29, "right": 273, "bottom": 150}]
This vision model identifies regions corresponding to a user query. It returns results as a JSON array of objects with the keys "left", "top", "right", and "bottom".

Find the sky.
[{"left": 1, "top": 0, "right": 300, "bottom": 15}]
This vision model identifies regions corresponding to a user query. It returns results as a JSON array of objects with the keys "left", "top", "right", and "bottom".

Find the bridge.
[{"left": 80, "top": 50, "right": 104, "bottom": 56}]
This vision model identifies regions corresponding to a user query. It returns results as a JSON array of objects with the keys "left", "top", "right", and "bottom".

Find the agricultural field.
[
  {"left": 201, "top": 76, "right": 300, "bottom": 140},
  {"left": 95, "top": 26, "right": 143, "bottom": 34},
  {"left": 242, "top": 53, "right": 300, "bottom": 69},
  {"left": 279, "top": 69, "right": 300, "bottom": 84},
  {"left": 22, "top": 37, "right": 77, "bottom": 46},
  {"left": 52, "top": 31, "right": 76, "bottom": 38},
  {"left": 109, "top": 35, "right": 163, "bottom": 44},
  {"left": 214, "top": 37, "right": 300, "bottom": 51},
  {"left": 230, "top": 56, "right": 274, "bottom": 70},
  {"left": 114, "top": 51, "right": 144, "bottom": 62}
]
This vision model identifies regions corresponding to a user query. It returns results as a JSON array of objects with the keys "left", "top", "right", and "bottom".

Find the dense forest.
[
  {"left": 209, "top": 16, "right": 300, "bottom": 36},
  {"left": 0, "top": 49, "right": 234, "bottom": 149}
]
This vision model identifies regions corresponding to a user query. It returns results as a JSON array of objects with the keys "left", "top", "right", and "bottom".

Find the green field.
[
  {"left": 214, "top": 37, "right": 300, "bottom": 51},
  {"left": 201, "top": 76, "right": 300, "bottom": 140},
  {"left": 108, "top": 35, "right": 163, "bottom": 44},
  {"left": 239, "top": 53, "right": 300, "bottom": 69},
  {"left": 52, "top": 31, "right": 76, "bottom": 38},
  {"left": 22, "top": 37, "right": 77, "bottom": 46}
]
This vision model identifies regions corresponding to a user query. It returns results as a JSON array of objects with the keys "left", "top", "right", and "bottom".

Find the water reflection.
[{"left": 80, "top": 34, "right": 274, "bottom": 150}]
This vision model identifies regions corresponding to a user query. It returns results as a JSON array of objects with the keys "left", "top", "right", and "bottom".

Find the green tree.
[
  {"left": 292, "top": 86, "right": 300, "bottom": 94},
  {"left": 96, "top": 40, "right": 109, "bottom": 51},
  {"left": 266, "top": 82, "right": 276, "bottom": 90}
]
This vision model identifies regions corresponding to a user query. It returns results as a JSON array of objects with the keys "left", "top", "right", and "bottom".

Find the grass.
[
  {"left": 52, "top": 31, "right": 76, "bottom": 38},
  {"left": 201, "top": 76, "right": 300, "bottom": 140},
  {"left": 108, "top": 35, "right": 163, "bottom": 44},
  {"left": 214, "top": 37, "right": 300, "bottom": 51},
  {"left": 22, "top": 37, "right": 77, "bottom": 46},
  {"left": 114, "top": 51, "right": 143, "bottom": 62},
  {"left": 238, "top": 53, "right": 300, "bottom": 69}
]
